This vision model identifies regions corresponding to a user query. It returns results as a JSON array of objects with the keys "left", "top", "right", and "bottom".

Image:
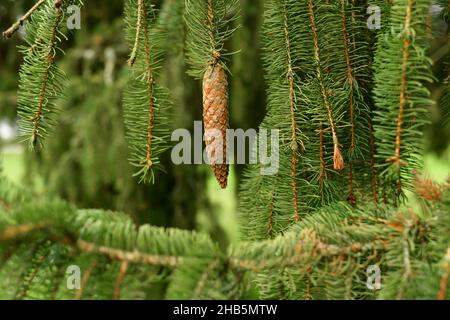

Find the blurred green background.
[{"left": 0, "top": 0, "right": 449, "bottom": 249}]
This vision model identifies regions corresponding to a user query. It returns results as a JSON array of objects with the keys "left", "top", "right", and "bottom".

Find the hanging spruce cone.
[{"left": 203, "top": 64, "right": 229, "bottom": 189}]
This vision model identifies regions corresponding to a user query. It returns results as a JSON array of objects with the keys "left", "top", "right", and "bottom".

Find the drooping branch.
[
  {"left": 30, "top": 2, "right": 64, "bottom": 147},
  {"left": 282, "top": 1, "right": 300, "bottom": 222},
  {"left": 369, "top": 120, "right": 379, "bottom": 204},
  {"left": 307, "top": 0, "right": 344, "bottom": 172},
  {"left": 127, "top": 0, "right": 144, "bottom": 66},
  {"left": 142, "top": 0, "right": 155, "bottom": 169},
  {"left": 390, "top": 0, "right": 414, "bottom": 194}
]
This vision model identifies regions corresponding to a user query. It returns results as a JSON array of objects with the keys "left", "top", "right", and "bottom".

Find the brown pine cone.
[{"left": 203, "top": 64, "right": 229, "bottom": 189}]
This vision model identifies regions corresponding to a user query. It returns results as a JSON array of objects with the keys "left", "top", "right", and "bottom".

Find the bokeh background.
[{"left": 0, "top": 0, "right": 449, "bottom": 250}]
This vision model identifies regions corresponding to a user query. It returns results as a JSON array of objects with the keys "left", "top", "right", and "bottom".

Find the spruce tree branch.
[
  {"left": 113, "top": 261, "right": 129, "bottom": 300},
  {"left": 437, "top": 248, "right": 450, "bottom": 300},
  {"left": 282, "top": 1, "right": 300, "bottom": 222},
  {"left": 397, "top": 224, "right": 412, "bottom": 300},
  {"left": 192, "top": 258, "right": 220, "bottom": 299},
  {"left": 142, "top": 0, "right": 155, "bottom": 168},
  {"left": 127, "top": 0, "right": 144, "bottom": 66},
  {"left": 15, "top": 243, "right": 49, "bottom": 300},
  {"left": 31, "top": 3, "right": 64, "bottom": 147},
  {"left": 390, "top": 0, "right": 414, "bottom": 193},
  {"left": 74, "top": 259, "right": 98, "bottom": 300},
  {"left": 229, "top": 239, "right": 387, "bottom": 272},
  {"left": 319, "top": 121, "right": 326, "bottom": 202},
  {"left": 369, "top": 120, "right": 379, "bottom": 204},
  {"left": 340, "top": 0, "right": 357, "bottom": 205},
  {"left": 267, "top": 188, "right": 275, "bottom": 239},
  {"left": 340, "top": 0, "right": 355, "bottom": 152},
  {"left": 76, "top": 239, "right": 183, "bottom": 267},
  {"left": 0, "top": 223, "right": 48, "bottom": 241},
  {"left": 307, "top": 0, "right": 344, "bottom": 171},
  {"left": 2, "top": 0, "right": 47, "bottom": 39},
  {"left": 207, "top": 0, "right": 219, "bottom": 62}
]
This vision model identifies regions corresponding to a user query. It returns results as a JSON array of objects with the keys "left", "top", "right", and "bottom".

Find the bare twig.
[
  {"left": 127, "top": 0, "right": 144, "bottom": 66},
  {"left": 77, "top": 239, "right": 183, "bottom": 267},
  {"left": 113, "top": 261, "right": 129, "bottom": 300},
  {"left": 74, "top": 259, "right": 98, "bottom": 300},
  {"left": 3, "top": 0, "right": 47, "bottom": 39},
  {"left": 0, "top": 224, "right": 48, "bottom": 241}
]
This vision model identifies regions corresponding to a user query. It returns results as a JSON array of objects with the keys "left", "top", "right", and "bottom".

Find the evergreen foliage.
[
  {"left": 17, "top": 0, "right": 84, "bottom": 149},
  {"left": 184, "top": 0, "right": 239, "bottom": 77},
  {"left": 0, "top": 172, "right": 448, "bottom": 299},
  {"left": 123, "top": 0, "right": 172, "bottom": 183},
  {"left": 1, "top": 0, "right": 449, "bottom": 300},
  {"left": 372, "top": 0, "right": 434, "bottom": 198}
]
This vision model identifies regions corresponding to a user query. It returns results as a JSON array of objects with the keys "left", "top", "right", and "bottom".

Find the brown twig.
[
  {"left": 308, "top": 0, "right": 344, "bottom": 171},
  {"left": 340, "top": 0, "right": 357, "bottom": 205},
  {"left": 319, "top": 121, "right": 326, "bottom": 203},
  {"left": 0, "top": 223, "right": 48, "bottom": 241},
  {"left": 369, "top": 120, "right": 379, "bottom": 204},
  {"left": 283, "top": 2, "right": 300, "bottom": 222},
  {"left": 192, "top": 259, "right": 220, "bottom": 299},
  {"left": 142, "top": 0, "right": 155, "bottom": 168},
  {"left": 437, "top": 248, "right": 450, "bottom": 300},
  {"left": 77, "top": 239, "right": 183, "bottom": 267},
  {"left": 74, "top": 259, "right": 98, "bottom": 300},
  {"left": 113, "top": 261, "right": 129, "bottom": 300},
  {"left": 2, "top": 0, "right": 47, "bottom": 39},
  {"left": 390, "top": 0, "right": 414, "bottom": 193},
  {"left": 127, "top": 0, "right": 144, "bottom": 66},
  {"left": 267, "top": 190, "right": 275, "bottom": 239}
]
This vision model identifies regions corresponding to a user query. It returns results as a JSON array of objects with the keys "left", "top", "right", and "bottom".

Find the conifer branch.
[
  {"left": 397, "top": 224, "right": 413, "bottom": 299},
  {"left": 207, "top": 0, "right": 218, "bottom": 61},
  {"left": 77, "top": 240, "right": 184, "bottom": 267},
  {"left": 391, "top": 0, "right": 414, "bottom": 192},
  {"left": 192, "top": 258, "right": 220, "bottom": 299},
  {"left": 229, "top": 237, "right": 387, "bottom": 272},
  {"left": 74, "top": 259, "right": 98, "bottom": 300},
  {"left": 282, "top": 1, "right": 300, "bottom": 222},
  {"left": 0, "top": 224, "right": 48, "bottom": 241},
  {"left": 16, "top": 0, "right": 82, "bottom": 149},
  {"left": 267, "top": 190, "right": 275, "bottom": 239},
  {"left": 14, "top": 243, "right": 50, "bottom": 300},
  {"left": 2, "top": 0, "right": 47, "bottom": 39},
  {"left": 127, "top": 0, "right": 144, "bottom": 66},
  {"left": 373, "top": 0, "right": 433, "bottom": 196},
  {"left": 340, "top": 0, "right": 356, "bottom": 204},
  {"left": 319, "top": 121, "right": 326, "bottom": 202},
  {"left": 340, "top": 0, "right": 356, "bottom": 153},
  {"left": 142, "top": 0, "right": 155, "bottom": 169},
  {"left": 307, "top": 0, "right": 344, "bottom": 172},
  {"left": 437, "top": 248, "right": 450, "bottom": 300},
  {"left": 123, "top": 0, "right": 172, "bottom": 183},
  {"left": 113, "top": 261, "right": 129, "bottom": 300},
  {"left": 31, "top": 4, "right": 63, "bottom": 147},
  {"left": 369, "top": 121, "right": 379, "bottom": 204}
]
